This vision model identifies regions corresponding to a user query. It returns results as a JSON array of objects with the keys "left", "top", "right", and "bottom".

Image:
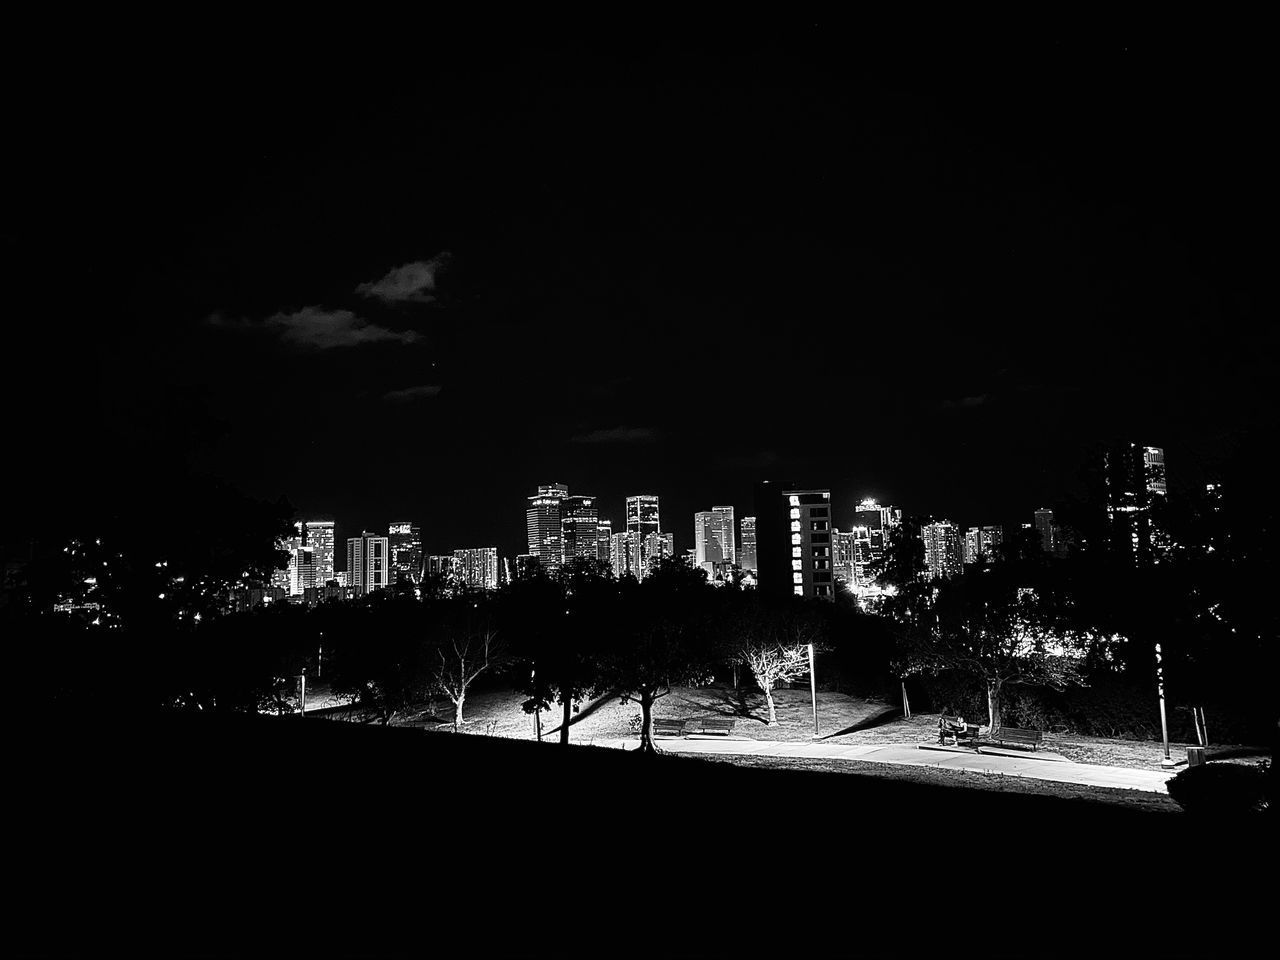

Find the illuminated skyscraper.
[
  {"left": 739, "top": 516, "right": 757, "bottom": 572},
  {"left": 711, "top": 506, "right": 736, "bottom": 566},
  {"left": 1033, "top": 509, "right": 1056, "bottom": 556},
  {"left": 303, "top": 520, "right": 336, "bottom": 585},
  {"left": 694, "top": 511, "right": 724, "bottom": 575},
  {"left": 963, "top": 525, "right": 1004, "bottom": 566},
  {"left": 596, "top": 518, "right": 613, "bottom": 569},
  {"left": 643, "top": 531, "right": 674, "bottom": 574},
  {"left": 526, "top": 483, "right": 569, "bottom": 572},
  {"left": 1103, "top": 443, "right": 1168, "bottom": 564},
  {"left": 785, "top": 488, "right": 834, "bottom": 599},
  {"left": 291, "top": 545, "right": 316, "bottom": 595},
  {"left": 388, "top": 521, "right": 423, "bottom": 585},
  {"left": 611, "top": 531, "right": 636, "bottom": 579},
  {"left": 921, "top": 521, "right": 964, "bottom": 581},
  {"left": 453, "top": 547, "right": 499, "bottom": 591},
  {"left": 831, "top": 529, "right": 856, "bottom": 586},
  {"left": 560, "top": 496, "right": 599, "bottom": 566},
  {"left": 626, "top": 495, "right": 661, "bottom": 575},
  {"left": 347, "top": 532, "right": 391, "bottom": 595},
  {"left": 273, "top": 522, "right": 304, "bottom": 593}
]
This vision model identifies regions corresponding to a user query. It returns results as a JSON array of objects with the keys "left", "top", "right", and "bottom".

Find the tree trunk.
[
  {"left": 560, "top": 695, "right": 572, "bottom": 745},
  {"left": 454, "top": 693, "right": 465, "bottom": 732},
  {"left": 732, "top": 663, "right": 739, "bottom": 691},
  {"left": 902, "top": 680, "right": 911, "bottom": 719},
  {"left": 765, "top": 686, "right": 777, "bottom": 725},
  {"left": 638, "top": 693, "right": 655, "bottom": 754},
  {"left": 987, "top": 679, "right": 1002, "bottom": 733}
]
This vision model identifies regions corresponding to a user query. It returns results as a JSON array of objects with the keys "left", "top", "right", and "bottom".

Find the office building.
[
  {"left": 596, "top": 519, "right": 613, "bottom": 569},
  {"left": 291, "top": 545, "right": 316, "bottom": 595},
  {"left": 388, "top": 522, "right": 423, "bottom": 585},
  {"left": 303, "top": 520, "right": 336, "bottom": 585},
  {"left": 642, "top": 531, "right": 674, "bottom": 574},
  {"left": 739, "top": 516, "right": 757, "bottom": 572},
  {"left": 512, "top": 554, "right": 541, "bottom": 581},
  {"left": 272, "top": 522, "right": 304, "bottom": 593},
  {"left": 1032, "top": 509, "right": 1056, "bottom": 556},
  {"left": 347, "top": 532, "right": 391, "bottom": 596},
  {"left": 626, "top": 495, "right": 661, "bottom": 575},
  {"left": 752, "top": 479, "right": 797, "bottom": 597},
  {"left": 526, "top": 483, "right": 569, "bottom": 572},
  {"left": 694, "top": 511, "right": 725, "bottom": 575},
  {"left": 560, "top": 495, "right": 599, "bottom": 566},
  {"left": 611, "top": 531, "right": 636, "bottom": 579},
  {"left": 426, "top": 555, "right": 456, "bottom": 581},
  {"left": 921, "top": 521, "right": 964, "bottom": 581},
  {"left": 963, "top": 525, "right": 1004, "bottom": 566},
  {"left": 832, "top": 529, "right": 857, "bottom": 586},
  {"left": 1103, "top": 443, "right": 1169, "bottom": 564},
  {"left": 785, "top": 488, "right": 834, "bottom": 599},
  {"left": 453, "top": 547, "right": 499, "bottom": 591}
]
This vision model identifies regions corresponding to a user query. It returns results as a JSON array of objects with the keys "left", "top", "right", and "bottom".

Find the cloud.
[
  {"left": 383, "top": 383, "right": 443, "bottom": 403},
  {"left": 357, "top": 253, "right": 452, "bottom": 304},
  {"left": 570, "top": 425, "right": 661, "bottom": 444},
  {"left": 209, "top": 307, "right": 421, "bottom": 349},
  {"left": 940, "top": 394, "right": 990, "bottom": 410}
]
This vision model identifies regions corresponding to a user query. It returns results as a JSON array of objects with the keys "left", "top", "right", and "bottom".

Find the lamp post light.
[
  {"left": 808, "top": 643, "right": 818, "bottom": 738},
  {"left": 1155, "top": 643, "right": 1175, "bottom": 768}
]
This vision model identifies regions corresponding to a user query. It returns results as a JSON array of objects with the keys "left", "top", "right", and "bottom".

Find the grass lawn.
[{"left": 322, "top": 681, "right": 1266, "bottom": 777}]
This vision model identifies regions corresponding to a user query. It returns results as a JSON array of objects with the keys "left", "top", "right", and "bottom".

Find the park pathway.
[{"left": 602, "top": 737, "right": 1177, "bottom": 793}]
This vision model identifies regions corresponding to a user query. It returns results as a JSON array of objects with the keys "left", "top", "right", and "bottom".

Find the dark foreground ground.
[{"left": 13, "top": 714, "right": 1272, "bottom": 957}]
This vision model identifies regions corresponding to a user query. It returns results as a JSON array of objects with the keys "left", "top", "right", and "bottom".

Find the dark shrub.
[
  {"left": 1003, "top": 688, "right": 1071, "bottom": 734},
  {"left": 1166, "top": 762, "right": 1269, "bottom": 815}
]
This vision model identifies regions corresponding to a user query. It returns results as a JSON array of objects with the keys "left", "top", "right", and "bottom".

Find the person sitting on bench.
[{"left": 938, "top": 707, "right": 967, "bottom": 745}]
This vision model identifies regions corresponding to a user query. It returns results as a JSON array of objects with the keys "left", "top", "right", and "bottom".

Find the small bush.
[
  {"left": 1166, "top": 762, "right": 1270, "bottom": 815},
  {"left": 1003, "top": 689, "right": 1071, "bottom": 734}
]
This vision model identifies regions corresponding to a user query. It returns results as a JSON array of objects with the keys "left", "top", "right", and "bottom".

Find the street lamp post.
[
  {"left": 1155, "top": 643, "right": 1175, "bottom": 768},
  {"left": 300, "top": 668, "right": 307, "bottom": 716},
  {"left": 808, "top": 643, "right": 818, "bottom": 738}
]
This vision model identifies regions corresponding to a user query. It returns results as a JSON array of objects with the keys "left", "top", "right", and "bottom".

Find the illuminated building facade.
[
  {"left": 291, "top": 545, "right": 316, "bottom": 595},
  {"left": 831, "top": 529, "right": 856, "bottom": 586},
  {"left": 453, "top": 547, "right": 499, "bottom": 591},
  {"left": 303, "top": 520, "right": 336, "bottom": 585},
  {"left": 1103, "top": 443, "right": 1169, "bottom": 564},
  {"left": 560, "top": 496, "right": 599, "bottom": 565},
  {"left": 921, "top": 521, "right": 964, "bottom": 581},
  {"left": 963, "top": 525, "right": 1004, "bottom": 566},
  {"left": 347, "top": 532, "right": 391, "bottom": 595},
  {"left": 596, "top": 518, "right": 613, "bottom": 569},
  {"left": 526, "top": 483, "right": 569, "bottom": 572},
  {"left": 694, "top": 510, "right": 725, "bottom": 575},
  {"left": 739, "top": 516, "right": 757, "bottom": 572},
  {"left": 785, "top": 488, "right": 834, "bottom": 599},
  {"left": 642, "top": 531, "right": 674, "bottom": 575},
  {"left": 273, "top": 522, "right": 304, "bottom": 593},
  {"left": 388, "top": 521, "right": 423, "bottom": 585},
  {"left": 611, "top": 531, "right": 636, "bottom": 579},
  {"left": 626, "top": 495, "right": 661, "bottom": 575}
]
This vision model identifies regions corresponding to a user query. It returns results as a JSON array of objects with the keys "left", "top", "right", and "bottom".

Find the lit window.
[
  {"left": 789, "top": 496, "right": 800, "bottom": 507},
  {"left": 791, "top": 533, "right": 801, "bottom": 545},
  {"left": 792, "top": 547, "right": 801, "bottom": 557},
  {"left": 792, "top": 559, "right": 803, "bottom": 571},
  {"left": 790, "top": 521, "right": 801, "bottom": 532},
  {"left": 789, "top": 508, "right": 801, "bottom": 519},
  {"left": 792, "top": 572, "right": 804, "bottom": 584},
  {"left": 794, "top": 585, "right": 804, "bottom": 595}
]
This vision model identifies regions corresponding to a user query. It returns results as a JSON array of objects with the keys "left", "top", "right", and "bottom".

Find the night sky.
[{"left": 7, "top": 29, "right": 1271, "bottom": 563}]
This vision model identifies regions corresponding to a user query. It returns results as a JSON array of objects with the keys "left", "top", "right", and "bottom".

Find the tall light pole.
[
  {"left": 1155, "top": 643, "right": 1175, "bottom": 768},
  {"left": 299, "top": 668, "right": 307, "bottom": 716},
  {"left": 808, "top": 643, "right": 818, "bottom": 738}
]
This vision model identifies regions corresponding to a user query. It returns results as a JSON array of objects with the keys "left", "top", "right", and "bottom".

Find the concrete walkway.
[{"left": 602, "top": 736, "right": 1177, "bottom": 793}]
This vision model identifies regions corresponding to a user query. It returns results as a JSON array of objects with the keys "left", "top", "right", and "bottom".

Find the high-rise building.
[
  {"left": 784, "top": 488, "right": 834, "bottom": 599},
  {"left": 273, "top": 522, "right": 304, "bottom": 593},
  {"left": 694, "top": 510, "right": 725, "bottom": 574},
  {"left": 596, "top": 518, "right": 613, "bottom": 570},
  {"left": 388, "top": 521, "right": 423, "bottom": 585},
  {"left": 526, "top": 483, "right": 569, "bottom": 572},
  {"left": 426, "top": 555, "right": 456, "bottom": 581},
  {"left": 831, "top": 529, "right": 857, "bottom": 586},
  {"left": 711, "top": 506, "right": 736, "bottom": 566},
  {"left": 453, "top": 547, "right": 499, "bottom": 591},
  {"left": 921, "top": 521, "right": 964, "bottom": 581},
  {"left": 963, "top": 525, "right": 1004, "bottom": 566},
  {"left": 626, "top": 495, "right": 661, "bottom": 575},
  {"left": 642, "top": 531, "right": 674, "bottom": 575},
  {"left": 560, "top": 496, "right": 599, "bottom": 566},
  {"left": 1032, "top": 509, "right": 1055, "bottom": 556},
  {"left": 291, "top": 545, "right": 316, "bottom": 595},
  {"left": 512, "top": 554, "right": 541, "bottom": 581},
  {"left": 1103, "top": 443, "right": 1169, "bottom": 564},
  {"left": 611, "top": 531, "right": 636, "bottom": 579},
  {"left": 739, "top": 516, "right": 757, "bottom": 572},
  {"left": 347, "top": 532, "right": 391, "bottom": 595},
  {"left": 303, "top": 520, "right": 336, "bottom": 585}
]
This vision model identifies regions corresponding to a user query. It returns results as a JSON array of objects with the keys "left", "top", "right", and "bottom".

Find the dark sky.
[{"left": 7, "top": 27, "right": 1272, "bottom": 563}]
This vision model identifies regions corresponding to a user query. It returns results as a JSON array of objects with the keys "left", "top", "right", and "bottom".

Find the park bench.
[
  {"left": 653, "top": 719, "right": 686, "bottom": 738},
  {"left": 990, "top": 726, "right": 1044, "bottom": 752},
  {"left": 938, "top": 716, "right": 979, "bottom": 747},
  {"left": 686, "top": 718, "right": 736, "bottom": 736}
]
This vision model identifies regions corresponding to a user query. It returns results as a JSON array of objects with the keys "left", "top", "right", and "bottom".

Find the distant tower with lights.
[
  {"left": 526, "top": 483, "right": 569, "bottom": 573},
  {"left": 347, "top": 531, "right": 391, "bottom": 596}
]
